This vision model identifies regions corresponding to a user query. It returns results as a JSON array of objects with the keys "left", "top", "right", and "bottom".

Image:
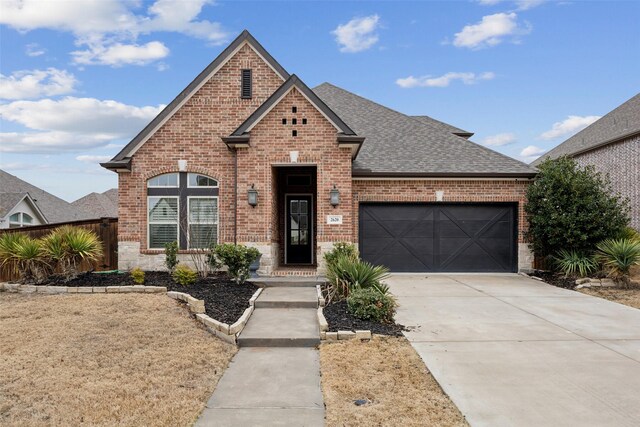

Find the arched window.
[
  {"left": 9, "top": 212, "right": 34, "bottom": 228},
  {"left": 147, "top": 172, "right": 219, "bottom": 249}
]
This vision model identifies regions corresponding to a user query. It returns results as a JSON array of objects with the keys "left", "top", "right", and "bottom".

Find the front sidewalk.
[{"left": 388, "top": 274, "right": 640, "bottom": 427}]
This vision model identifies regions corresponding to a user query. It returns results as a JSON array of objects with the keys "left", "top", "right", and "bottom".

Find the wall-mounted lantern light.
[
  {"left": 178, "top": 159, "right": 188, "bottom": 171},
  {"left": 330, "top": 185, "right": 340, "bottom": 207},
  {"left": 248, "top": 184, "right": 258, "bottom": 207}
]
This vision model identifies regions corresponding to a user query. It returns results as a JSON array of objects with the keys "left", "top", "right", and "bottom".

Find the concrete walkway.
[
  {"left": 387, "top": 274, "right": 640, "bottom": 427},
  {"left": 197, "top": 283, "right": 323, "bottom": 427}
]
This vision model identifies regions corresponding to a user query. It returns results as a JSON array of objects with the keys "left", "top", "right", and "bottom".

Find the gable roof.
[
  {"left": 71, "top": 189, "right": 118, "bottom": 218},
  {"left": 0, "top": 170, "right": 93, "bottom": 223},
  {"left": 0, "top": 192, "right": 48, "bottom": 223},
  {"left": 103, "top": 30, "right": 289, "bottom": 170},
  {"left": 230, "top": 75, "right": 356, "bottom": 137},
  {"left": 313, "top": 83, "right": 536, "bottom": 177},
  {"left": 411, "top": 115, "right": 473, "bottom": 138},
  {"left": 532, "top": 92, "right": 640, "bottom": 165}
]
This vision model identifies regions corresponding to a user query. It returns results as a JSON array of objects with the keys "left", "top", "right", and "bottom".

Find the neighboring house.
[
  {"left": 102, "top": 30, "right": 537, "bottom": 274},
  {"left": 72, "top": 189, "right": 118, "bottom": 219},
  {"left": 532, "top": 93, "right": 640, "bottom": 230},
  {"left": 0, "top": 169, "right": 93, "bottom": 228}
]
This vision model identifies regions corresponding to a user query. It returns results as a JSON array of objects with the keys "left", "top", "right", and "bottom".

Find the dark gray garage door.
[{"left": 359, "top": 203, "right": 517, "bottom": 272}]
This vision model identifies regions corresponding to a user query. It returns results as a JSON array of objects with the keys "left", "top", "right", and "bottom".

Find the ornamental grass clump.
[
  {"left": 596, "top": 238, "right": 640, "bottom": 285},
  {"left": 552, "top": 249, "right": 598, "bottom": 278}
]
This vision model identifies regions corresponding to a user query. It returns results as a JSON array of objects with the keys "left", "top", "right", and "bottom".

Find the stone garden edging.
[
  {"left": 0, "top": 282, "right": 263, "bottom": 346},
  {"left": 315, "top": 285, "right": 372, "bottom": 342}
]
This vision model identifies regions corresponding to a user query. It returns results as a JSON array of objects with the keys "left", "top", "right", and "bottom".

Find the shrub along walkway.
[{"left": 196, "top": 279, "right": 323, "bottom": 427}]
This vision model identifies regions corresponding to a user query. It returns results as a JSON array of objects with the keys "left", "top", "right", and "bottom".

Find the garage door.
[{"left": 359, "top": 203, "right": 517, "bottom": 272}]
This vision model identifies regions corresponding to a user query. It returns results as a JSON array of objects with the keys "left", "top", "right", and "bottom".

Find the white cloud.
[
  {"left": 332, "top": 15, "right": 381, "bottom": 53},
  {"left": 539, "top": 115, "right": 600, "bottom": 140},
  {"left": 453, "top": 13, "right": 531, "bottom": 49},
  {"left": 520, "top": 145, "right": 546, "bottom": 158},
  {"left": 396, "top": 72, "right": 495, "bottom": 88},
  {"left": 0, "top": 0, "right": 228, "bottom": 67},
  {"left": 0, "top": 97, "right": 163, "bottom": 153},
  {"left": 76, "top": 154, "right": 113, "bottom": 163},
  {"left": 482, "top": 132, "right": 517, "bottom": 146},
  {"left": 0, "top": 68, "right": 77, "bottom": 100},
  {"left": 72, "top": 41, "right": 169, "bottom": 66},
  {"left": 25, "top": 43, "right": 45, "bottom": 57}
]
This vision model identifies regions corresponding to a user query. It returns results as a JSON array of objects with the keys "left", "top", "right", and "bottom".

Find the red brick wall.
[
  {"left": 352, "top": 179, "right": 531, "bottom": 243},
  {"left": 117, "top": 43, "right": 285, "bottom": 250}
]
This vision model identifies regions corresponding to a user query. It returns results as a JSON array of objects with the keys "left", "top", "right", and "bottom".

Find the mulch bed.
[
  {"left": 323, "top": 300, "right": 405, "bottom": 336},
  {"left": 45, "top": 271, "right": 257, "bottom": 324},
  {"left": 528, "top": 270, "right": 577, "bottom": 289}
]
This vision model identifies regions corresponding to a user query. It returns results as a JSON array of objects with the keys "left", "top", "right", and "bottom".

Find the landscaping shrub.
[
  {"left": 0, "top": 232, "right": 30, "bottom": 278},
  {"left": 130, "top": 267, "right": 145, "bottom": 285},
  {"left": 214, "top": 244, "right": 260, "bottom": 284},
  {"left": 525, "top": 157, "right": 629, "bottom": 259},
  {"left": 347, "top": 287, "right": 396, "bottom": 323},
  {"left": 13, "top": 236, "right": 48, "bottom": 284},
  {"left": 324, "top": 242, "right": 358, "bottom": 270},
  {"left": 326, "top": 254, "right": 390, "bottom": 302},
  {"left": 617, "top": 227, "right": 640, "bottom": 242},
  {"left": 47, "top": 226, "right": 103, "bottom": 280},
  {"left": 206, "top": 240, "right": 221, "bottom": 271},
  {"left": 595, "top": 238, "right": 640, "bottom": 283},
  {"left": 552, "top": 249, "right": 598, "bottom": 278},
  {"left": 172, "top": 264, "right": 197, "bottom": 286},
  {"left": 164, "top": 241, "right": 179, "bottom": 271}
]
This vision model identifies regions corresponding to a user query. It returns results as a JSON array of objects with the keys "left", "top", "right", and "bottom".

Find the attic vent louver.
[{"left": 241, "top": 69, "right": 252, "bottom": 99}]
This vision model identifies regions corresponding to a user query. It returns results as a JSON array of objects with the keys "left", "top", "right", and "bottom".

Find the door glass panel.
[
  {"left": 291, "top": 231, "right": 298, "bottom": 245},
  {"left": 290, "top": 200, "right": 298, "bottom": 214},
  {"left": 300, "top": 230, "right": 308, "bottom": 245},
  {"left": 300, "top": 214, "right": 308, "bottom": 230},
  {"left": 300, "top": 200, "right": 308, "bottom": 214}
]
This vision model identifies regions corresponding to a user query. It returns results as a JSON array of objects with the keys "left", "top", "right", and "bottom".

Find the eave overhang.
[{"left": 100, "top": 159, "right": 132, "bottom": 172}]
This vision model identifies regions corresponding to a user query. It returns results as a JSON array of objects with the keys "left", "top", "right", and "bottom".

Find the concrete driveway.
[{"left": 387, "top": 274, "right": 640, "bottom": 427}]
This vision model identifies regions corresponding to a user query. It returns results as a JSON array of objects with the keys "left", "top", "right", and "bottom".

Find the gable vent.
[{"left": 241, "top": 69, "right": 252, "bottom": 99}]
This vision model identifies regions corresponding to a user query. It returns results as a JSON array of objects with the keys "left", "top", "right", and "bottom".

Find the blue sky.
[{"left": 1, "top": 0, "right": 639, "bottom": 201}]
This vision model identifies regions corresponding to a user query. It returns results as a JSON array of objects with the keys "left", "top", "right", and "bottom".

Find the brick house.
[
  {"left": 102, "top": 30, "right": 537, "bottom": 275},
  {"left": 533, "top": 93, "right": 639, "bottom": 230}
]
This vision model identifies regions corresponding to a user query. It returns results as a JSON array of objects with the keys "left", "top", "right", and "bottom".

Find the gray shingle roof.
[
  {"left": 0, "top": 192, "right": 28, "bottom": 218},
  {"left": 313, "top": 83, "right": 536, "bottom": 177},
  {"left": 411, "top": 115, "right": 473, "bottom": 138},
  {"left": 532, "top": 93, "right": 640, "bottom": 165},
  {"left": 0, "top": 170, "right": 93, "bottom": 223},
  {"left": 71, "top": 189, "right": 118, "bottom": 218}
]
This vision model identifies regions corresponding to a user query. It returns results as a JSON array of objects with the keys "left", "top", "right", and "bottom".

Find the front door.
[{"left": 285, "top": 195, "right": 313, "bottom": 264}]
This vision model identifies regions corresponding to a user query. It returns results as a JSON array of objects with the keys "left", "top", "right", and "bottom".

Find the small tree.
[{"left": 525, "top": 157, "right": 629, "bottom": 258}]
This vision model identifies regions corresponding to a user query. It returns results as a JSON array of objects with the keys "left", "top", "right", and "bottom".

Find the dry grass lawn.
[
  {"left": 0, "top": 293, "right": 236, "bottom": 426},
  {"left": 320, "top": 336, "right": 467, "bottom": 427},
  {"left": 578, "top": 286, "right": 640, "bottom": 309}
]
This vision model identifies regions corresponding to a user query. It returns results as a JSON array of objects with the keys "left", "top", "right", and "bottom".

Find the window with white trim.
[
  {"left": 188, "top": 197, "right": 218, "bottom": 248},
  {"left": 146, "top": 172, "right": 219, "bottom": 250},
  {"left": 148, "top": 197, "right": 179, "bottom": 249},
  {"left": 9, "top": 212, "right": 34, "bottom": 228}
]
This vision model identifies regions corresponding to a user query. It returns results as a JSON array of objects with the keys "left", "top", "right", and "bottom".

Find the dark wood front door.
[{"left": 285, "top": 195, "right": 313, "bottom": 264}]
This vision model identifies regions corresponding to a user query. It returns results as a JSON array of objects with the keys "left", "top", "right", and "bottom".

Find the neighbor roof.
[
  {"left": 0, "top": 170, "right": 93, "bottom": 223},
  {"left": 0, "top": 192, "right": 30, "bottom": 219},
  {"left": 72, "top": 189, "right": 118, "bottom": 218},
  {"left": 104, "top": 30, "right": 289, "bottom": 169},
  {"left": 532, "top": 92, "right": 640, "bottom": 165},
  {"left": 411, "top": 115, "right": 473, "bottom": 138},
  {"left": 313, "top": 83, "right": 536, "bottom": 177}
]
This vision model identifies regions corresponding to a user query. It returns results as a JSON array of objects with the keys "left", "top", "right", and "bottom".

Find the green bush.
[
  {"left": 596, "top": 238, "right": 640, "bottom": 282},
  {"left": 172, "top": 264, "right": 197, "bottom": 286},
  {"left": 130, "top": 267, "right": 145, "bottom": 285},
  {"left": 214, "top": 244, "right": 260, "bottom": 284},
  {"left": 347, "top": 288, "right": 396, "bottom": 323},
  {"left": 552, "top": 250, "right": 598, "bottom": 278},
  {"left": 525, "top": 157, "right": 629, "bottom": 259},
  {"left": 326, "top": 254, "right": 390, "bottom": 302},
  {"left": 324, "top": 242, "right": 358, "bottom": 270},
  {"left": 164, "top": 241, "right": 179, "bottom": 271}
]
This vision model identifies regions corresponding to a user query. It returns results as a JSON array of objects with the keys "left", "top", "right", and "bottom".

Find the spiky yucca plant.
[
  {"left": 0, "top": 232, "right": 29, "bottom": 277},
  {"left": 57, "top": 226, "right": 103, "bottom": 279},
  {"left": 326, "top": 254, "right": 390, "bottom": 302},
  {"left": 596, "top": 238, "right": 640, "bottom": 284},
  {"left": 552, "top": 249, "right": 598, "bottom": 278}
]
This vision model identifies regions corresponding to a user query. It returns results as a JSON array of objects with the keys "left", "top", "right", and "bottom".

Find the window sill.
[{"left": 141, "top": 249, "right": 212, "bottom": 255}]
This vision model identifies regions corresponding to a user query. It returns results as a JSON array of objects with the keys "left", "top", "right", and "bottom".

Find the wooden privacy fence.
[{"left": 0, "top": 217, "right": 118, "bottom": 282}]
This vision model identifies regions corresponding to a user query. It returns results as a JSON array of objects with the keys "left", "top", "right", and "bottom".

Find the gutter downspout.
[{"left": 234, "top": 147, "right": 238, "bottom": 245}]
